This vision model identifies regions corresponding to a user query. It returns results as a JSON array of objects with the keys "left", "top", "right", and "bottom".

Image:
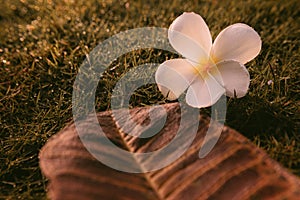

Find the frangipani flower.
[{"left": 155, "top": 12, "right": 261, "bottom": 108}]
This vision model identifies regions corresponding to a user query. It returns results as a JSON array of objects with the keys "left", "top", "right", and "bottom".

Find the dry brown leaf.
[{"left": 39, "top": 103, "right": 300, "bottom": 200}]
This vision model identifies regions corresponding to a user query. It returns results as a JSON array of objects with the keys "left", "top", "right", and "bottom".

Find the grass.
[{"left": 0, "top": 0, "right": 299, "bottom": 199}]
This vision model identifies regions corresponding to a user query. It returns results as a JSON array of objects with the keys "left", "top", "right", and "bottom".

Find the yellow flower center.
[{"left": 193, "top": 58, "right": 217, "bottom": 79}]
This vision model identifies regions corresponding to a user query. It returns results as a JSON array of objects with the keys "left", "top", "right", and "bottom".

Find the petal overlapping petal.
[
  {"left": 186, "top": 74, "right": 225, "bottom": 108},
  {"left": 211, "top": 60, "right": 250, "bottom": 98},
  {"left": 211, "top": 23, "right": 261, "bottom": 64},
  {"left": 168, "top": 12, "right": 212, "bottom": 64},
  {"left": 155, "top": 59, "right": 197, "bottom": 100}
]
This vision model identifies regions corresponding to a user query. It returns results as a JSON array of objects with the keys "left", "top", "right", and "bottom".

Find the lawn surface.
[{"left": 0, "top": 0, "right": 299, "bottom": 199}]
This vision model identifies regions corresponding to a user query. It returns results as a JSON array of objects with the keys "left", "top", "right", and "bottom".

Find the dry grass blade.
[{"left": 39, "top": 103, "right": 300, "bottom": 200}]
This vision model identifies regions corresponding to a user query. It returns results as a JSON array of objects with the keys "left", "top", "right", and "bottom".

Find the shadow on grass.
[{"left": 226, "top": 95, "right": 296, "bottom": 139}]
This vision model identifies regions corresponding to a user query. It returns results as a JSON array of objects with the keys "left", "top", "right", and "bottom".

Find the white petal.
[
  {"left": 168, "top": 12, "right": 212, "bottom": 64},
  {"left": 212, "top": 60, "right": 250, "bottom": 98},
  {"left": 155, "top": 59, "right": 197, "bottom": 100},
  {"left": 211, "top": 23, "right": 262, "bottom": 64},
  {"left": 186, "top": 74, "right": 225, "bottom": 108}
]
